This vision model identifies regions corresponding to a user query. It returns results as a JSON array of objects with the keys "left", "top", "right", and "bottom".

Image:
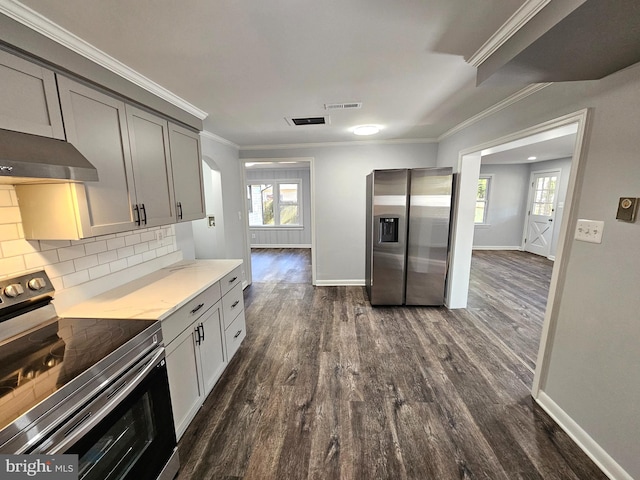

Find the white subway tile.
[
  {"left": 46, "top": 260, "right": 76, "bottom": 279},
  {"left": 24, "top": 250, "right": 59, "bottom": 269},
  {"left": 0, "top": 206, "right": 22, "bottom": 224},
  {"left": 109, "top": 258, "right": 128, "bottom": 273},
  {"left": 39, "top": 240, "right": 71, "bottom": 251},
  {"left": 74, "top": 254, "right": 99, "bottom": 271},
  {"left": 97, "top": 250, "right": 118, "bottom": 264},
  {"left": 140, "top": 231, "right": 155, "bottom": 242},
  {"left": 142, "top": 250, "right": 157, "bottom": 262},
  {"left": 57, "top": 245, "right": 86, "bottom": 262},
  {"left": 62, "top": 270, "right": 90, "bottom": 288},
  {"left": 1, "top": 239, "right": 39, "bottom": 257},
  {"left": 155, "top": 246, "right": 169, "bottom": 257},
  {"left": 107, "top": 237, "right": 126, "bottom": 250},
  {"left": 0, "top": 189, "right": 12, "bottom": 207},
  {"left": 134, "top": 243, "right": 149, "bottom": 255},
  {"left": 125, "top": 233, "right": 142, "bottom": 246},
  {"left": 0, "top": 224, "right": 19, "bottom": 241},
  {"left": 50, "top": 276, "right": 64, "bottom": 291},
  {"left": 127, "top": 254, "right": 143, "bottom": 267},
  {"left": 88, "top": 263, "right": 111, "bottom": 280},
  {"left": 117, "top": 246, "right": 134, "bottom": 259},
  {"left": 84, "top": 240, "right": 108, "bottom": 255},
  {"left": 0, "top": 256, "right": 26, "bottom": 277}
]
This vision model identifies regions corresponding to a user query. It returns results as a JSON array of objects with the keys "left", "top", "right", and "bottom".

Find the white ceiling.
[{"left": 18, "top": 0, "right": 535, "bottom": 147}]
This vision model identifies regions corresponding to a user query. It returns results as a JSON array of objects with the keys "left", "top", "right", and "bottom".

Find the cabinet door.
[
  {"left": 197, "top": 302, "right": 227, "bottom": 396},
  {"left": 165, "top": 325, "right": 203, "bottom": 440},
  {"left": 168, "top": 123, "right": 205, "bottom": 222},
  {"left": 0, "top": 50, "right": 64, "bottom": 139},
  {"left": 57, "top": 76, "right": 137, "bottom": 236},
  {"left": 126, "top": 105, "right": 176, "bottom": 227}
]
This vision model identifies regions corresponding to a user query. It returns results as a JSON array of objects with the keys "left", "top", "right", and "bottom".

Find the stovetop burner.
[{"left": 0, "top": 270, "right": 158, "bottom": 443}]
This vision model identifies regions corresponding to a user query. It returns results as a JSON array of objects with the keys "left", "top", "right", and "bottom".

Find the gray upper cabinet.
[
  {"left": 169, "top": 123, "right": 205, "bottom": 222},
  {"left": 125, "top": 105, "right": 176, "bottom": 228},
  {"left": 57, "top": 75, "right": 137, "bottom": 236},
  {"left": 0, "top": 49, "right": 65, "bottom": 139}
]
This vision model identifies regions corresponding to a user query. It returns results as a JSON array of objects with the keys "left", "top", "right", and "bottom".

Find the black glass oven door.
[{"left": 63, "top": 359, "right": 176, "bottom": 480}]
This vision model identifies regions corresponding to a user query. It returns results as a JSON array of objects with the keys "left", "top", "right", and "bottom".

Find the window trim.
[
  {"left": 246, "top": 178, "right": 303, "bottom": 228},
  {"left": 475, "top": 174, "right": 493, "bottom": 225}
]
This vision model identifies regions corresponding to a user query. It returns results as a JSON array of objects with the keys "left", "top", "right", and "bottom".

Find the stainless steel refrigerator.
[{"left": 365, "top": 167, "right": 454, "bottom": 306}]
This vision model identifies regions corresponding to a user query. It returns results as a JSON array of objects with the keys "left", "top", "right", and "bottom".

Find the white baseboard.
[
  {"left": 314, "top": 279, "right": 365, "bottom": 286},
  {"left": 472, "top": 245, "right": 523, "bottom": 251},
  {"left": 535, "top": 391, "right": 633, "bottom": 480},
  {"left": 251, "top": 244, "right": 312, "bottom": 249}
]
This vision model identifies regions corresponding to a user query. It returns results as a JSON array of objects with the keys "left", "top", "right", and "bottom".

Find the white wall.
[
  {"left": 245, "top": 166, "right": 312, "bottom": 247},
  {"left": 437, "top": 62, "right": 640, "bottom": 480},
  {"left": 192, "top": 160, "right": 226, "bottom": 259},
  {"left": 240, "top": 142, "right": 438, "bottom": 284}
]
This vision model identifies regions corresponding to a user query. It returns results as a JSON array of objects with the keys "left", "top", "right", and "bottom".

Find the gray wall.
[
  {"left": 474, "top": 157, "right": 573, "bottom": 257},
  {"left": 473, "top": 163, "right": 530, "bottom": 249},
  {"left": 437, "top": 62, "right": 640, "bottom": 479},
  {"left": 245, "top": 167, "right": 312, "bottom": 247},
  {"left": 240, "top": 142, "right": 438, "bottom": 284}
]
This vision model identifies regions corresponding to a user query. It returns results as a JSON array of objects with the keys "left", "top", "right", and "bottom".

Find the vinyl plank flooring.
[{"left": 176, "top": 250, "right": 607, "bottom": 480}]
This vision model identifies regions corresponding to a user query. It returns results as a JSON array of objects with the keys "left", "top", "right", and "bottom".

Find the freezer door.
[
  {"left": 406, "top": 168, "right": 453, "bottom": 305},
  {"left": 369, "top": 169, "right": 408, "bottom": 305}
]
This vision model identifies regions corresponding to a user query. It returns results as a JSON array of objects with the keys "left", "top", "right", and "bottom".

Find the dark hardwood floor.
[
  {"left": 176, "top": 250, "right": 606, "bottom": 480},
  {"left": 250, "top": 248, "right": 312, "bottom": 284}
]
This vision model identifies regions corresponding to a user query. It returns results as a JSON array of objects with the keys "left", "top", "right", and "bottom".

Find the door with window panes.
[{"left": 525, "top": 171, "right": 559, "bottom": 257}]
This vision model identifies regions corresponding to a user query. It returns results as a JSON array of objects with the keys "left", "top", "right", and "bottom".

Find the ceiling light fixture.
[
  {"left": 528, "top": 156, "right": 537, "bottom": 160},
  {"left": 352, "top": 125, "right": 381, "bottom": 136}
]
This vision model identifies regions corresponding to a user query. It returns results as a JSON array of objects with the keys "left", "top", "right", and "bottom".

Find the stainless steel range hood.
[{"left": 0, "top": 129, "right": 98, "bottom": 184}]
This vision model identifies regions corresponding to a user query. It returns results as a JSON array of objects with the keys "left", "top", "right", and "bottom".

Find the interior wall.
[
  {"left": 437, "top": 62, "right": 640, "bottom": 480},
  {"left": 473, "top": 163, "right": 530, "bottom": 249},
  {"left": 245, "top": 166, "right": 312, "bottom": 247},
  {"left": 240, "top": 142, "right": 438, "bottom": 284},
  {"left": 198, "top": 135, "right": 248, "bottom": 283},
  {"left": 192, "top": 160, "right": 226, "bottom": 259},
  {"left": 474, "top": 157, "right": 572, "bottom": 257}
]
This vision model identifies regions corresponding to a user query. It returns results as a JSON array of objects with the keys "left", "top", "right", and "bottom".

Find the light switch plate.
[{"left": 575, "top": 219, "right": 604, "bottom": 243}]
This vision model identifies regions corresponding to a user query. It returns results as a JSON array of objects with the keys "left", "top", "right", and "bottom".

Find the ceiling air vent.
[
  {"left": 324, "top": 102, "right": 362, "bottom": 110},
  {"left": 285, "top": 116, "right": 331, "bottom": 126}
]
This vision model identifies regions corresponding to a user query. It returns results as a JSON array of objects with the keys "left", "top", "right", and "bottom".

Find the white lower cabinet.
[
  {"left": 164, "top": 287, "right": 226, "bottom": 439},
  {"left": 163, "top": 265, "right": 246, "bottom": 440}
]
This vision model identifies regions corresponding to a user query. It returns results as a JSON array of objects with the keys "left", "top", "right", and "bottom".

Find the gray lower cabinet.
[
  {"left": 0, "top": 49, "right": 64, "bottom": 139},
  {"left": 169, "top": 123, "right": 205, "bottom": 222},
  {"left": 164, "top": 283, "right": 226, "bottom": 440}
]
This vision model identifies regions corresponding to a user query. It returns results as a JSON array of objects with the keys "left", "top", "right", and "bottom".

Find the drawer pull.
[
  {"left": 231, "top": 300, "right": 240, "bottom": 309},
  {"left": 190, "top": 303, "right": 205, "bottom": 315},
  {"left": 234, "top": 330, "right": 243, "bottom": 339},
  {"left": 228, "top": 276, "right": 238, "bottom": 283}
]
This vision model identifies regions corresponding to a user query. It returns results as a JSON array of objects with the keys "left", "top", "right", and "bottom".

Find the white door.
[{"left": 524, "top": 171, "right": 559, "bottom": 257}]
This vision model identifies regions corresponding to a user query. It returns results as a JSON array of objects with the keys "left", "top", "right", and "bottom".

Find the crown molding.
[
  {"left": 467, "top": 0, "right": 551, "bottom": 67},
  {"left": 200, "top": 130, "right": 240, "bottom": 149},
  {"left": 438, "top": 83, "right": 552, "bottom": 141},
  {"left": 240, "top": 137, "right": 438, "bottom": 151},
  {"left": 0, "top": 0, "right": 208, "bottom": 120}
]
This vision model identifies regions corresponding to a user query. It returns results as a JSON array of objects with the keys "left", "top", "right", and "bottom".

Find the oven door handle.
[{"left": 36, "top": 347, "right": 166, "bottom": 455}]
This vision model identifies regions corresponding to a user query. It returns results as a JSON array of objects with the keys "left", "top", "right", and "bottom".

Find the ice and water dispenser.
[{"left": 379, "top": 217, "right": 399, "bottom": 243}]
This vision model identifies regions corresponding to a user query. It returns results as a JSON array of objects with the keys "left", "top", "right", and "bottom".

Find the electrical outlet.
[
  {"left": 575, "top": 219, "right": 604, "bottom": 244},
  {"left": 155, "top": 230, "right": 164, "bottom": 242}
]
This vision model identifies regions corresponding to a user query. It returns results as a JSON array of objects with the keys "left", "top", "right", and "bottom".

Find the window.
[
  {"left": 247, "top": 180, "right": 301, "bottom": 227},
  {"left": 475, "top": 176, "right": 491, "bottom": 224}
]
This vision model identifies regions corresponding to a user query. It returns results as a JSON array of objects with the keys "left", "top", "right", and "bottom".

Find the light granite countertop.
[{"left": 59, "top": 259, "right": 243, "bottom": 321}]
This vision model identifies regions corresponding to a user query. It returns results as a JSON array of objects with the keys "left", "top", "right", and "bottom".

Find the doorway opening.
[
  {"left": 241, "top": 158, "right": 315, "bottom": 285},
  {"left": 447, "top": 109, "right": 590, "bottom": 396}
]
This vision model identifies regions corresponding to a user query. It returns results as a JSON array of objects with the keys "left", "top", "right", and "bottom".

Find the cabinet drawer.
[
  {"left": 222, "top": 283, "right": 244, "bottom": 328},
  {"left": 224, "top": 310, "right": 246, "bottom": 361},
  {"left": 162, "top": 283, "right": 221, "bottom": 344},
  {"left": 220, "top": 265, "right": 242, "bottom": 295}
]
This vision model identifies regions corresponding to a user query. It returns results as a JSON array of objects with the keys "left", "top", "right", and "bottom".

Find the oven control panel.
[{"left": 0, "top": 270, "right": 54, "bottom": 310}]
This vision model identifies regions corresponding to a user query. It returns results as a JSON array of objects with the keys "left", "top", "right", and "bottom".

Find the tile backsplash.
[{"left": 0, "top": 185, "right": 177, "bottom": 292}]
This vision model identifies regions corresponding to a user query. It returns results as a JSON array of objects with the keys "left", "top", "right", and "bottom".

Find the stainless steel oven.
[{"left": 0, "top": 271, "right": 179, "bottom": 480}]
